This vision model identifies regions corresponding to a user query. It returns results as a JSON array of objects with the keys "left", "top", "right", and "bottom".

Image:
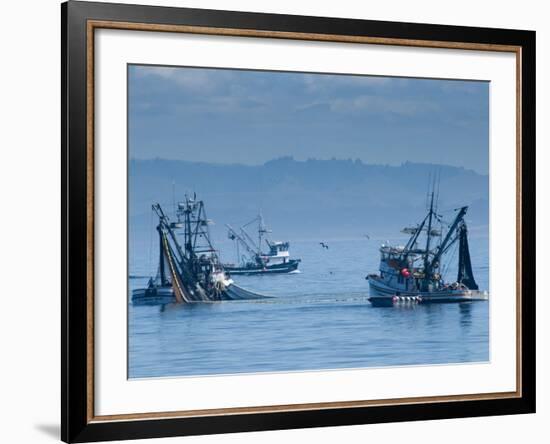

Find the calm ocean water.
[{"left": 128, "top": 236, "right": 489, "bottom": 378}]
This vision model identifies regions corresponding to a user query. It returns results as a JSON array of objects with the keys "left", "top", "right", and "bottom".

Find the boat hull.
[
  {"left": 132, "top": 286, "right": 175, "bottom": 305},
  {"left": 368, "top": 276, "right": 488, "bottom": 306},
  {"left": 224, "top": 259, "right": 300, "bottom": 275}
]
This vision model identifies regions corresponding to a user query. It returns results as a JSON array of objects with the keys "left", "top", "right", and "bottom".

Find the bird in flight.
[
  {"left": 320, "top": 242, "right": 329, "bottom": 249},
  {"left": 364, "top": 234, "right": 370, "bottom": 239}
]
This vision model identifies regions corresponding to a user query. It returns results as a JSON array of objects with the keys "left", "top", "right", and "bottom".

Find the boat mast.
[
  {"left": 152, "top": 203, "right": 185, "bottom": 264},
  {"left": 423, "top": 191, "right": 435, "bottom": 274},
  {"left": 180, "top": 196, "right": 217, "bottom": 257},
  {"left": 241, "top": 216, "right": 262, "bottom": 255},
  {"left": 403, "top": 214, "right": 428, "bottom": 254},
  {"left": 258, "top": 212, "right": 265, "bottom": 252},
  {"left": 258, "top": 212, "right": 272, "bottom": 250},
  {"left": 183, "top": 198, "right": 194, "bottom": 260}
]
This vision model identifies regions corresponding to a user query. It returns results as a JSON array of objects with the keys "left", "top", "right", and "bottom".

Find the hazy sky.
[{"left": 128, "top": 65, "right": 489, "bottom": 174}]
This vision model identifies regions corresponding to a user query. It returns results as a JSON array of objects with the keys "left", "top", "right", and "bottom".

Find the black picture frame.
[{"left": 62, "top": 1, "right": 536, "bottom": 442}]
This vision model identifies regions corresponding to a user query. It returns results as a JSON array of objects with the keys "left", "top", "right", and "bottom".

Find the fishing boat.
[
  {"left": 132, "top": 195, "right": 269, "bottom": 305},
  {"left": 366, "top": 189, "right": 488, "bottom": 307},
  {"left": 223, "top": 214, "right": 301, "bottom": 275},
  {"left": 131, "top": 280, "right": 174, "bottom": 306}
]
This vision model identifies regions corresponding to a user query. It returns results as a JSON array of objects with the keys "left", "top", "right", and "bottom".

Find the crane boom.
[
  {"left": 429, "top": 206, "right": 468, "bottom": 272},
  {"left": 226, "top": 224, "right": 258, "bottom": 257}
]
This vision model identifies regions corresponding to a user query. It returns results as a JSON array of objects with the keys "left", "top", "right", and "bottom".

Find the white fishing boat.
[
  {"left": 223, "top": 214, "right": 301, "bottom": 275},
  {"left": 366, "top": 188, "right": 488, "bottom": 307}
]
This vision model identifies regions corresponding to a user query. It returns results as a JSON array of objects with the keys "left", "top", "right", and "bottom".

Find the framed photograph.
[{"left": 62, "top": 1, "right": 535, "bottom": 442}]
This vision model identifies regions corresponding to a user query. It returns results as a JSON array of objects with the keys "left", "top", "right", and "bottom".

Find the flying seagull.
[
  {"left": 364, "top": 234, "right": 370, "bottom": 240},
  {"left": 320, "top": 242, "right": 329, "bottom": 249}
]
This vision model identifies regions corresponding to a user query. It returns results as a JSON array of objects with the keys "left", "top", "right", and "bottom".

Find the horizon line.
[{"left": 129, "top": 156, "right": 487, "bottom": 175}]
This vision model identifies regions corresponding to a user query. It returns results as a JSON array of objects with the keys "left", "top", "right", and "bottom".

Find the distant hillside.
[{"left": 129, "top": 157, "right": 488, "bottom": 242}]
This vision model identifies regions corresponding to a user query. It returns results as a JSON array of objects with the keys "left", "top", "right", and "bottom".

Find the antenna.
[
  {"left": 172, "top": 181, "right": 176, "bottom": 218},
  {"left": 436, "top": 168, "right": 443, "bottom": 247},
  {"left": 435, "top": 168, "right": 441, "bottom": 214},
  {"left": 426, "top": 171, "right": 432, "bottom": 210},
  {"left": 258, "top": 210, "right": 263, "bottom": 249}
]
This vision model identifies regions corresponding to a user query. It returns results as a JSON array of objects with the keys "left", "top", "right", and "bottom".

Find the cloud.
[
  {"left": 439, "top": 80, "right": 487, "bottom": 95},
  {"left": 334, "top": 95, "right": 438, "bottom": 115},
  {"left": 133, "top": 66, "right": 441, "bottom": 118},
  {"left": 301, "top": 74, "right": 401, "bottom": 93},
  {"left": 298, "top": 95, "right": 439, "bottom": 116},
  {"left": 135, "top": 66, "right": 233, "bottom": 94},
  {"left": 133, "top": 66, "right": 272, "bottom": 113}
]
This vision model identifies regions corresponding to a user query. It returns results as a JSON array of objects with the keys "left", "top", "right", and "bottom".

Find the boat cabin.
[
  {"left": 378, "top": 245, "right": 428, "bottom": 293},
  {"left": 267, "top": 241, "right": 289, "bottom": 257},
  {"left": 261, "top": 241, "right": 290, "bottom": 264}
]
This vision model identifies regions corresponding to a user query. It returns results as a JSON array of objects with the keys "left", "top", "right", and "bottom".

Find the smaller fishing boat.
[
  {"left": 223, "top": 214, "right": 301, "bottom": 275},
  {"left": 132, "top": 279, "right": 174, "bottom": 306}
]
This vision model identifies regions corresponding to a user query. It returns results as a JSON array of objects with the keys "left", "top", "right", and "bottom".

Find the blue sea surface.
[{"left": 128, "top": 237, "right": 489, "bottom": 378}]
